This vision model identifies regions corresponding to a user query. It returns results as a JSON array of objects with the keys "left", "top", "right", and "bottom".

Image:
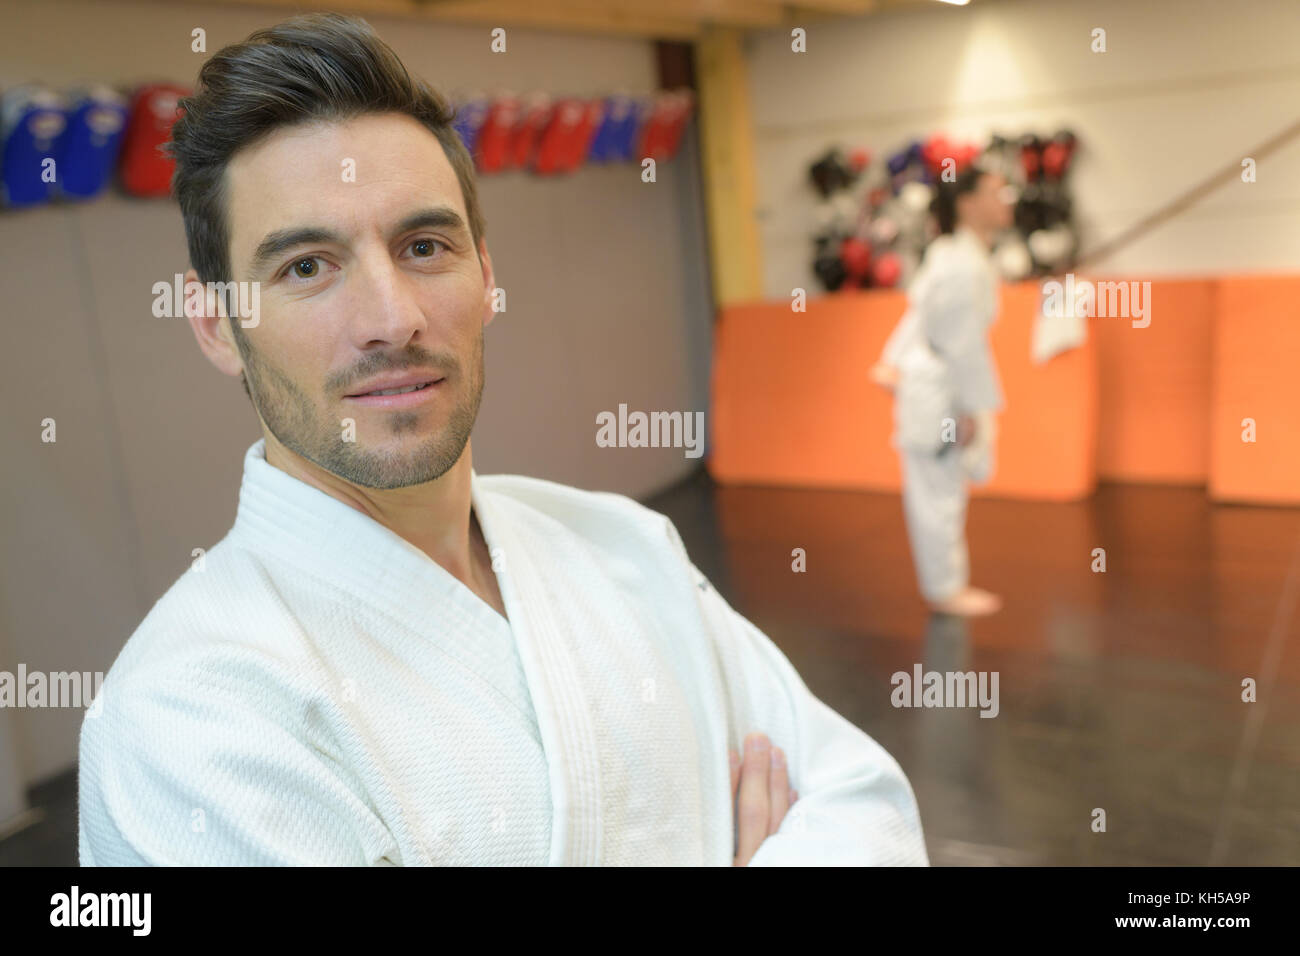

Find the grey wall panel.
[{"left": 0, "top": 0, "right": 716, "bottom": 786}]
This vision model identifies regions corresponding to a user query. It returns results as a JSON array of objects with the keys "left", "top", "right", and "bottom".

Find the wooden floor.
[
  {"left": 5, "top": 470, "right": 1297, "bottom": 866},
  {"left": 649, "top": 470, "right": 1300, "bottom": 865}
]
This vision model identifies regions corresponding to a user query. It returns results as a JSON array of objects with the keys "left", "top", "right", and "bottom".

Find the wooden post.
[{"left": 694, "top": 26, "right": 763, "bottom": 307}]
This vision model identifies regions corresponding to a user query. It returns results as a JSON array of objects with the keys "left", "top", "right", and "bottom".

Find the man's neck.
[
  {"left": 262, "top": 430, "right": 481, "bottom": 592},
  {"left": 957, "top": 222, "right": 994, "bottom": 250}
]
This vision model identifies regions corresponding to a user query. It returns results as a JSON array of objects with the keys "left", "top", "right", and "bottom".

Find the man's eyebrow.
[
  {"left": 247, "top": 207, "right": 471, "bottom": 275},
  {"left": 249, "top": 227, "right": 343, "bottom": 275},
  {"left": 394, "top": 206, "right": 470, "bottom": 239}
]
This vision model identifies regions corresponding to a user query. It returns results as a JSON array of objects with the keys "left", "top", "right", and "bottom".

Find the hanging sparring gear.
[
  {"left": 58, "top": 85, "right": 128, "bottom": 200},
  {"left": 119, "top": 84, "right": 189, "bottom": 197},
  {"left": 1, "top": 85, "right": 67, "bottom": 207}
]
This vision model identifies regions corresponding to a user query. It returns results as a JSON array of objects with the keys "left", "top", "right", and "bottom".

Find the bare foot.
[{"left": 929, "top": 586, "right": 1002, "bottom": 617}]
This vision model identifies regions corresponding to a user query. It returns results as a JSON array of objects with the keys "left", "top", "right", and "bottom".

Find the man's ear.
[
  {"left": 478, "top": 239, "right": 499, "bottom": 328},
  {"left": 183, "top": 267, "right": 243, "bottom": 377}
]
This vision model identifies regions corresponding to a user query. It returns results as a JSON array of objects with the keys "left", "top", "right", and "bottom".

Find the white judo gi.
[
  {"left": 78, "top": 439, "right": 928, "bottom": 866},
  {"left": 879, "top": 226, "right": 1004, "bottom": 603}
]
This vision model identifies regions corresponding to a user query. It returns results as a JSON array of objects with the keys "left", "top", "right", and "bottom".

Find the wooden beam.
[
  {"left": 780, "top": 0, "right": 879, "bottom": 14},
  {"left": 514, "top": 0, "right": 787, "bottom": 30},
  {"left": 414, "top": 0, "right": 704, "bottom": 38},
  {"left": 184, "top": 0, "right": 705, "bottom": 40},
  {"left": 694, "top": 24, "right": 763, "bottom": 306},
  {"left": 176, "top": 0, "right": 936, "bottom": 39}
]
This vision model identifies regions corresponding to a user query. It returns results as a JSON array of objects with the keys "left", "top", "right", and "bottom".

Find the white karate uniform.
[
  {"left": 78, "top": 439, "right": 928, "bottom": 866},
  {"left": 880, "top": 226, "right": 1003, "bottom": 602}
]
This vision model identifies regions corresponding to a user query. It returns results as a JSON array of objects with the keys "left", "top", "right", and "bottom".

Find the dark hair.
[
  {"left": 168, "top": 12, "right": 485, "bottom": 299},
  {"left": 930, "top": 165, "right": 990, "bottom": 235}
]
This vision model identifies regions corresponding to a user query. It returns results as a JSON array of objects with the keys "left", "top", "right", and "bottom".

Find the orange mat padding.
[
  {"left": 709, "top": 282, "right": 1097, "bottom": 501},
  {"left": 708, "top": 276, "right": 1300, "bottom": 504},
  {"left": 1209, "top": 275, "right": 1300, "bottom": 505},
  {"left": 1094, "top": 279, "right": 1214, "bottom": 485}
]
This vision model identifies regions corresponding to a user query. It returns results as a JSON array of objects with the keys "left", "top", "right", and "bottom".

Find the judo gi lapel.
[
  {"left": 955, "top": 225, "right": 999, "bottom": 328},
  {"left": 469, "top": 471, "right": 603, "bottom": 866},
  {"left": 232, "top": 442, "right": 517, "bottom": 687},
  {"left": 233, "top": 441, "right": 602, "bottom": 865}
]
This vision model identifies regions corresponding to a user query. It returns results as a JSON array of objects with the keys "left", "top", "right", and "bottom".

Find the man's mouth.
[
  {"left": 343, "top": 373, "right": 447, "bottom": 407},
  {"left": 357, "top": 381, "right": 439, "bottom": 397}
]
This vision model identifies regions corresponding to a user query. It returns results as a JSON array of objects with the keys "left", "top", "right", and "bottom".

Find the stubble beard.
[{"left": 237, "top": 328, "right": 484, "bottom": 490}]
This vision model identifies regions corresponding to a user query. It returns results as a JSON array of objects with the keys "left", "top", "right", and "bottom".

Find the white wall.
[
  {"left": 0, "top": 0, "right": 713, "bottom": 786},
  {"left": 748, "top": 0, "right": 1300, "bottom": 296}
]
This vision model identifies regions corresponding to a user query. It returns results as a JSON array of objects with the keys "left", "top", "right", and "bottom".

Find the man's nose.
[{"left": 350, "top": 252, "right": 430, "bottom": 347}]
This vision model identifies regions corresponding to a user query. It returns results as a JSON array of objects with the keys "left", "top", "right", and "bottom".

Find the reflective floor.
[
  {"left": 650, "top": 470, "right": 1300, "bottom": 865},
  {"left": 5, "top": 470, "right": 1297, "bottom": 866}
]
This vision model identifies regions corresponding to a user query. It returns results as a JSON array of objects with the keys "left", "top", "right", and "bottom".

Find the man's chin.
[{"left": 324, "top": 433, "right": 467, "bottom": 489}]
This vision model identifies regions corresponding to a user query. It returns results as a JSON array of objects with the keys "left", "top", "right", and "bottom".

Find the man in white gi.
[
  {"left": 77, "top": 14, "right": 927, "bottom": 866},
  {"left": 870, "top": 166, "right": 1013, "bottom": 617}
]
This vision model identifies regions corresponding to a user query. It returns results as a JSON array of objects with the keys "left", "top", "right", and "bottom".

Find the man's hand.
[
  {"left": 956, "top": 414, "right": 977, "bottom": 446},
  {"left": 869, "top": 362, "right": 900, "bottom": 392},
  {"left": 730, "top": 732, "right": 798, "bottom": 866}
]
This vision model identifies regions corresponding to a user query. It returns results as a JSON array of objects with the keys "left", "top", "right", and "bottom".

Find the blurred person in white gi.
[{"left": 869, "top": 165, "right": 1014, "bottom": 617}]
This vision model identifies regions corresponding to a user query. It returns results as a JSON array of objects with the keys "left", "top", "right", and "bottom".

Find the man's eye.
[
  {"left": 410, "top": 239, "right": 445, "bottom": 258},
  {"left": 287, "top": 257, "right": 320, "bottom": 280}
]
